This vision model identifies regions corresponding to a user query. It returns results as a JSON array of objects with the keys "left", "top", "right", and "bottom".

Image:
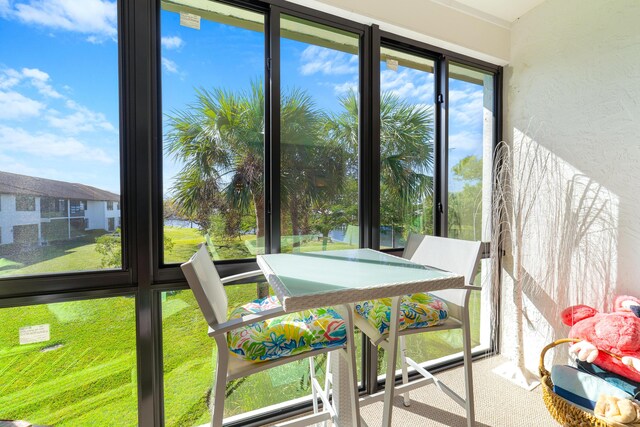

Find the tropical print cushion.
[
  {"left": 226, "top": 296, "right": 346, "bottom": 362},
  {"left": 354, "top": 293, "right": 449, "bottom": 334}
]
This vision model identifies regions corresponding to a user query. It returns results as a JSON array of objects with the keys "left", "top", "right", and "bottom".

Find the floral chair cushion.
[
  {"left": 354, "top": 293, "right": 449, "bottom": 335},
  {"left": 226, "top": 296, "right": 347, "bottom": 362}
]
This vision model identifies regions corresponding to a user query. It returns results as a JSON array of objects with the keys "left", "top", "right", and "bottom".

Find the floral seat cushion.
[
  {"left": 226, "top": 296, "right": 347, "bottom": 362},
  {"left": 354, "top": 293, "right": 449, "bottom": 334}
]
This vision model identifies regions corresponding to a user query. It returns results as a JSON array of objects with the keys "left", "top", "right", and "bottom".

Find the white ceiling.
[{"left": 433, "top": 0, "right": 547, "bottom": 24}]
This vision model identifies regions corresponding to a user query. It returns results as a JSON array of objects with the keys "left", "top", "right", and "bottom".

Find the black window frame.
[{"left": 0, "top": 0, "right": 502, "bottom": 425}]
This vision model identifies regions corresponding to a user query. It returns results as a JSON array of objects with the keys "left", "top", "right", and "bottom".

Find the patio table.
[{"left": 257, "top": 248, "right": 465, "bottom": 426}]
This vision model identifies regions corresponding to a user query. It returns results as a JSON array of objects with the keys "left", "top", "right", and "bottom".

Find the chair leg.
[
  {"left": 324, "top": 351, "right": 332, "bottom": 399},
  {"left": 399, "top": 335, "right": 411, "bottom": 407},
  {"left": 335, "top": 303, "right": 361, "bottom": 427},
  {"left": 462, "top": 297, "right": 476, "bottom": 427},
  {"left": 382, "top": 296, "right": 402, "bottom": 427},
  {"left": 211, "top": 339, "right": 228, "bottom": 427},
  {"left": 309, "top": 356, "right": 320, "bottom": 415}
]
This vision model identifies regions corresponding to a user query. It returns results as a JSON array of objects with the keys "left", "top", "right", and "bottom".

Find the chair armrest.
[
  {"left": 220, "top": 269, "right": 264, "bottom": 284},
  {"left": 431, "top": 285, "right": 483, "bottom": 319},
  {"left": 208, "top": 306, "right": 286, "bottom": 336}
]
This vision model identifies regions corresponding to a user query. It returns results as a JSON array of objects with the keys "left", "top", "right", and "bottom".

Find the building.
[{"left": 0, "top": 171, "right": 120, "bottom": 245}]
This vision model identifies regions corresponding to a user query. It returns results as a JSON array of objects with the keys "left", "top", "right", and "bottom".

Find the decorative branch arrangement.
[{"left": 490, "top": 130, "right": 617, "bottom": 389}]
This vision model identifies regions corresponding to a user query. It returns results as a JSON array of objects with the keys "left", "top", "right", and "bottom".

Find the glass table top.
[{"left": 257, "top": 249, "right": 464, "bottom": 310}]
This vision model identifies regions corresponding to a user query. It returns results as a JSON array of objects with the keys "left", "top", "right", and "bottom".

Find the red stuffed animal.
[{"left": 561, "top": 295, "right": 640, "bottom": 383}]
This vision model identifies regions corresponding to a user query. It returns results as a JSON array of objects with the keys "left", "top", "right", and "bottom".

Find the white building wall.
[
  {"left": 0, "top": 194, "right": 41, "bottom": 245},
  {"left": 502, "top": 0, "right": 640, "bottom": 374},
  {"left": 85, "top": 200, "right": 107, "bottom": 230},
  {"left": 105, "top": 201, "right": 121, "bottom": 230}
]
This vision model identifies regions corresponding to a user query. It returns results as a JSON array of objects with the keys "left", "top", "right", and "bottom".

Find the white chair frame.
[
  {"left": 181, "top": 244, "right": 359, "bottom": 427},
  {"left": 354, "top": 234, "right": 482, "bottom": 427}
]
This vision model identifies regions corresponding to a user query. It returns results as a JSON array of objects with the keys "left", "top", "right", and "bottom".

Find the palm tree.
[
  {"left": 325, "top": 91, "right": 434, "bottom": 237},
  {"left": 166, "top": 82, "right": 343, "bottom": 242},
  {"left": 165, "top": 82, "right": 265, "bottom": 236}
]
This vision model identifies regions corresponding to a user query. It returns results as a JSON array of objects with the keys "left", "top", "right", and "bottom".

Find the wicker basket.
[{"left": 539, "top": 338, "right": 630, "bottom": 427}]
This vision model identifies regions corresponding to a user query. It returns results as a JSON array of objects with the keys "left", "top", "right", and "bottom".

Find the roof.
[{"left": 0, "top": 171, "right": 120, "bottom": 202}]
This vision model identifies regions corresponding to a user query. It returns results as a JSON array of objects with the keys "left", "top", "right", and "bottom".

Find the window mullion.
[
  {"left": 268, "top": 6, "right": 282, "bottom": 254},
  {"left": 434, "top": 56, "right": 449, "bottom": 237}
]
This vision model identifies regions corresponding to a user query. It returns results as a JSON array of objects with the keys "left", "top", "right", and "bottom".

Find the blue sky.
[{"left": 0, "top": 0, "right": 486, "bottom": 197}]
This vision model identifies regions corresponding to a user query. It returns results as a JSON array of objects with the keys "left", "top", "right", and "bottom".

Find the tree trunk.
[
  {"left": 254, "top": 194, "right": 265, "bottom": 238},
  {"left": 290, "top": 202, "right": 300, "bottom": 249}
]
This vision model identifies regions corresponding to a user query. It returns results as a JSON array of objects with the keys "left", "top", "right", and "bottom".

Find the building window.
[
  {"left": 15, "top": 195, "right": 35, "bottom": 211},
  {"left": 107, "top": 201, "right": 114, "bottom": 211}
]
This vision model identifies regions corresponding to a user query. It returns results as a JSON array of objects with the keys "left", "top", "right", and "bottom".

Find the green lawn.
[
  {"left": 0, "top": 297, "right": 138, "bottom": 426},
  {"left": 0, "top": 227, "right": 483, "bottom": 426}
]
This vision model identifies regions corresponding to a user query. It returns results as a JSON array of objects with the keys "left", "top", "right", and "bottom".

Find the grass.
[
  {"left": 0, "top": 297, "right": 137, "bottom": 426},
  {"left": 0, "top": 226, "right": 484, "bottom": 426},
  {"left": 0, "top": 230, "right": 107, "bottom": 277}
]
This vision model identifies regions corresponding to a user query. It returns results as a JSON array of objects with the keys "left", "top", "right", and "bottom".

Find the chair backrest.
[
  {"left": 181, "top": 244, "right": 228, "bottom": 326},
  {"left": 404, "top": 233, "right": 482, "bottom": 286}
]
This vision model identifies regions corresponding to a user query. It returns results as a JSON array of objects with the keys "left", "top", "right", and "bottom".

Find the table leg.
[
  {"left": 382, "top": 296, "right": 402, "bottom": 427},
  {"left": 332, "top": 304, "right": 361, "bottom": 427}
]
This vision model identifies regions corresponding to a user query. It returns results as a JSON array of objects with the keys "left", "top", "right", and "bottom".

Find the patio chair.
[
  {"left": 353, "top": 234, "right": 482, "bottom": 427},
  {"left": 181, "top": 244, "right": 356, "bottom": 427}
]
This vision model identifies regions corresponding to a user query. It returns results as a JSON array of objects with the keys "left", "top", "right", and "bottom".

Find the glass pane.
[
  {"left": 162, "top": 283, "right": 362, "bottom": 425},
  {"left": 378, "top": 47, "right": 435, "bottom": 249},
  {"left": 161, "top": 0, "right": 265, "bottom": 263},
  {"left": 280, "top": 15, "right": 360, "bottom": 253},
  {"left": 0, "top": 0, "right": 122, "bottom": 276},
  {"left": 447, "top": 63, "right": 494, "bottom": 353},
  {"left": 0, "top": 297, "right": 137, "bottom": 425},
  {"left": 447, "top": 62, "right": 494, "bottom": 242}
]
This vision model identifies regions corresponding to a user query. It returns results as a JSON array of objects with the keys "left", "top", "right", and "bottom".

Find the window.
[
  {"left": 161, "top": 0, "right": 266, "bottom": 264},
  {"left": 40, "top": 197, "right": 68, "bottom": 218},
  {"left": 447, "top": 62, "right": 494, "bottom": 242},
  {"left": 378, "top": 47, "right": 435, "bottom": 248},
  {"left": 107, "top": 201, "right": 114, "bottom": 211},
  {"left": 0, "top": 0, "right": 122, "bottom": 276},
  {"left": 15, "top": 195, "right": 35, "bottom": 211},
  {"left": 279, "top": 16, "right": 360, "bottom": 253},
  {"left": 373, "top": 42, "right": 497, "bottom": 379},
  {"left": 447, "top": 61, "right": 495, "bottom": 355},
  {"left": 0, "top": 297, "right": 137, "bottom": 425}
]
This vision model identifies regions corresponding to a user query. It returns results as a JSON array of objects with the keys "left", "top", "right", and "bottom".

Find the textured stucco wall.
[{"left": 501, "top": 0, "right": 640, "bottom": 373}]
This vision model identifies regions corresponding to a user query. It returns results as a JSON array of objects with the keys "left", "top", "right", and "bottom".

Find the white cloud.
[
  {"left": 0, "top": 67, "right": 63, "bottom": 98},
  {"left": 22, "top": 67, "right": 62, "bottom": 98},
  {"left": 0, "top": 68, "right": 22, "bottom": 89},
  {"left": 381, "top": 68, "right": 434, "bottom": 101},
  {"left": 333, "top": 80, "right": 358, "bottom": 95},
  {"left": 299, "top": 45, "right": 358, "bottom": 76},
  {"left": 0, "top": 91, "right": 45, "bottom": 119},
  {"left": 0, "top": 124, "right": 114, "bottom": 163},
  {"left": 0, "top": 68, "right": 116, "bottom": 133},
  {"left": 449, "top": 88, "right": 483, "bottom": 126},
  {"left": 162, "top": 57, "right": 179, "bottom": 74},
  {"left": 46, "top": 100, "right": 115, "bottom": 134},
  {"left": 161, "top": 36, "right": 184, "bottom": 50},
  {"left": 449, "top": 130, "right": 482, "bottom": 152},
  {"left": 5, "top": 0, "right": 117, "bottom": 42}
]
